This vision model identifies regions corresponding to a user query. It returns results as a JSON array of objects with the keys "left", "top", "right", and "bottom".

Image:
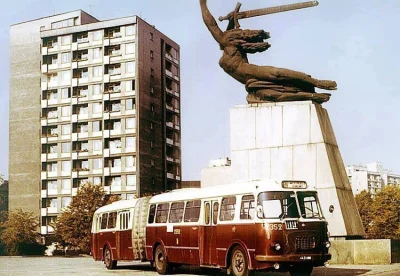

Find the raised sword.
[{"left": 219, "top": 1, "right": 319, "bottom": 29}]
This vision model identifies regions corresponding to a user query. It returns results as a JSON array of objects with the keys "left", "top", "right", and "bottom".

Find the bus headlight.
[
  {"left": 270, "top": 242, "right": 281, "bottom": 251},
  {"left": 324, "top": 241, "right": 331, "bottom": 248}
]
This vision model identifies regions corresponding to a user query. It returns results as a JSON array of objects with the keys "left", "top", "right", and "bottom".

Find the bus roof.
[
  {"left": 149, "top": 179, "right": 314, "bottom": 204},
  {"left": 94, "top": 199, "right": 139, "bottom": 215}
]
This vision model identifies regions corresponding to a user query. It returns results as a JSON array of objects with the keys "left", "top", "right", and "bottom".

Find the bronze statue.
[{"left": 200, "top": 0, "right": 337, "bottom": 104}]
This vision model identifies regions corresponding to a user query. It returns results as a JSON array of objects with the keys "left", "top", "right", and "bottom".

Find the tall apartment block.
[{"left": 9, "top": 11, "right": 181, "bottom": 235}]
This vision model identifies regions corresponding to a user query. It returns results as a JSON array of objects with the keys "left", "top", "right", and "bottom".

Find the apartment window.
[
  {"left": 93, "top": 84, "right": 101, "bottom": 95},
  {"left": 93, "top": 140, "right": 102, "bottom": 151},
  {"left": 113, "top": 120, "right": 121, "bottom": 130},
  {"left": 150, "top": 86, "right": 154, "bottom": 94},
  {"left": 150, "top": 50, "right": 153, "bottom": 59},
  {"left": 93, "top": 66, "right": 102, "bottom": 77},
  {"left": 151, "top": 68, "right": 154, "bottom": 76},
  {"left": 151, "top": 159, "right": 155, "bottom": 167},
  {"left": 126, "top": 99, "right": 134, "bottom": 110},
  {"left": 126, "top": 61, "right": 135, "bottom": 74},
  {"left": 126, "top": 118, "right": 136, "bottom": 129},
  {"left": 61, "top": 106, "right": 71, "bottom": 117},
  {"left": 62, "top": 179, "right": 71, "bottom": 190},
  {"left": 93, "top": 177, "right": 102, "bottom": 185},
  {"left": 77, "top": 33, "right": 88, "bottom": 43},
  {"left": 61, "top": 197, "right": 72, "bottom": 209},
  {"left": 61, "top": 88, "right": 70, "bottom": 99},
  {"left": 61, "top": 70, "right": 71, "bottom": 84},
  {"left": 48, "top": 144, "right": 57, "bottom": 154},
  {"left": 78, "top": 105, "right": 88, "bottom": 115},
  {"left": 127, "top": 175, "right": 136, "bottom": 186},
  {"left": 62, "top": 161, "right": 71, "bottom": 172},
  {"left": 61, "top": 52, "right": 71, "bottom": 64},
  {"left": 61, "top": 142, "right": 71, "bottom": 153},
  {"left": 48, "top": 198, "right": 58, "bottom": 208},
  {"left": 93, "top": 30, "right": 103, "bottom": 41},
  {"left": 150, "top": 32, "right": 153, "bottom": 41},
  {"left": 47, "top": 90, "right": 57, "bottom": 100},
  {"left": 93, "top": 102, "right": 102, "bottom": 114},
  {"left": 48, "top": 73, "right": 57, "bottom": 84},
  {"left": 81, "top": 160, "right": 89, "bottom": 170},
  {"left": 109, "top": 139, "right": 121, "bottom": 150},
  {"left": 93, "top": 48, "right": 102, "bottom": 59},
  {"left": 92, "top": 121, "right": 101, "bottom": 132},
  {"left": 112, "top": 158, "right": 121, "bottom": 168},
  {"left": 48, "top": 180, "right": 58, "bottom": 190},
  {"left": 61, "top": 35, "right": 71, "bottom": 45},
  {"left": 46, "top": 162, "right": 57, "bottom": 173},
  {"left": 111, "top": 177, "right": 121, "bottom": 187},
  {"left": 61, "top": 124, "right": 71, "bottom": 135},
  {"left": 93, "top": 158, "right": 103, "bottom": 170},
  {"left": 126, "top": 43, "right": 135, "bottom": 54},
  {"left": 126, "top": 25, "right": 135, "bottom": 36},
  {"left": 126, "top": 137, "right": 135, "bottom": 149},
  {"left": 126, "top": 80, "right": 134, "bottom": 91},
  {"left": 126, "top": 156, "right": 136, "bottom": 168},
  {"left": 78, "top": 124, "right": 88, "bottom": 134}
]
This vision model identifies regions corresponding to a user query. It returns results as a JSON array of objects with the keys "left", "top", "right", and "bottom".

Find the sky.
[{"left": 0, "top": 0, "right": 400, "bottom": 180}]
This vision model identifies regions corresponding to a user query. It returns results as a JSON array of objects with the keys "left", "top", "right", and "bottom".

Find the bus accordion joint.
[{"left": 281, "top": 180, "right": 307, "bottom": 189}]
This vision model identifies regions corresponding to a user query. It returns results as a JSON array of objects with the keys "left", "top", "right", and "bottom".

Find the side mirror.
[
  {"left": 329, "top": 205, "right": 334, "bottom": 213},
  {"left": 256, "top": 205, "right": 263, "bottom": 218}
]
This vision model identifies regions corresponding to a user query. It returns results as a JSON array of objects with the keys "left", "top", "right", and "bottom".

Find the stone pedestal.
[{"left": 204, "top": 101, "right": 364, "bottom": 237}]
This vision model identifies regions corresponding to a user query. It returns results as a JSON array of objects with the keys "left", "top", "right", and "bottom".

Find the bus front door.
[{"left": 201, "top": 200, "right": 219, "bottom": 266}]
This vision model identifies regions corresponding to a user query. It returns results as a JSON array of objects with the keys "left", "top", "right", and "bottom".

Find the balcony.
[{"left": 166, "top": 138, "right": 173, "bottom": 145}]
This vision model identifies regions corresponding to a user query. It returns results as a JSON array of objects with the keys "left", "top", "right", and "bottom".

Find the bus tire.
[
  {"left": 104, "top": 246, "right": 117, "bottom": 270},
  {"left": 154, "top": 245, "right": 171, "bottom": 275},
  {"left": 230, "top": 246, "right": 253, "bottom": 276},
  {"left": 289, "top": 264, "right": 313, "bottom": 276}
]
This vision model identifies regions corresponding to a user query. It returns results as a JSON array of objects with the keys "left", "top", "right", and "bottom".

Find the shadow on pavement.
[{"left": 114, "top": 263, "right": 372, "bottom": 276}]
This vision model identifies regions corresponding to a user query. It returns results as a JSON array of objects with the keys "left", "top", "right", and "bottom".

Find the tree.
[
  {"left": 54, "top": 183, "right": 119, "bottom": 253},
  {"left": 368, "top": 186, "right": 400, "bottom": 239},
  {"left": 355, "top": 186, "right": 400, "bottom": 239},
  {"left": 354, "top": 190, "right": 374, "bottom": 237},
  {"left": 0, "top": 209, "right": 45, "bottom": 255}
]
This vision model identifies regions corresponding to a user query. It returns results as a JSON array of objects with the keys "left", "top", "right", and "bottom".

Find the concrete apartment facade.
[
  {"left": 9, "top": 11, "right": 181, "bottom": 235},
  {"left": 346, "top": 162, "right": 400, "bottom": 195}
]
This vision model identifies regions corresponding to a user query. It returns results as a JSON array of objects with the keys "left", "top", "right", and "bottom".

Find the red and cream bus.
[{"left": 92, "top": 179, "right": 331, "bottom": 276}]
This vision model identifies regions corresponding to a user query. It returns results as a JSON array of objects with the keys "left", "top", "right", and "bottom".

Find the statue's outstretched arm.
[{"left": 200, "top": 0, "right": 225, "bottom": 45}]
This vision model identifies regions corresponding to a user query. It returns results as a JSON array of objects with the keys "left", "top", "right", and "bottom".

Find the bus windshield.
[{"left": 257, "top": 191, "right": 323, "bottom": 219}]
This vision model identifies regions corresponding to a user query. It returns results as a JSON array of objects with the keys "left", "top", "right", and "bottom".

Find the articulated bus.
[{"left": 92, "top": 179, "right": 331, "bottom": 276}]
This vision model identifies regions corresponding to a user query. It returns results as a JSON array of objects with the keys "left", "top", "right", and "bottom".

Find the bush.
[{"left": 0, "top": 209, "right": 45, "bottom": 256}]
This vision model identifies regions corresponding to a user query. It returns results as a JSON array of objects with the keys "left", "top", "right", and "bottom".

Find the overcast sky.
[{"left": 1, "top": 0, "right": 399, "bottom": 180}]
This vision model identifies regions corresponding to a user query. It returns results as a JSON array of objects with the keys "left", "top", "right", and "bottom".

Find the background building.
[
  {"left": 9, "top": 11, "right": 181, "bottom": 235},
  {"left": 346, "top": 162, "right": 400, "bottom": 195}
]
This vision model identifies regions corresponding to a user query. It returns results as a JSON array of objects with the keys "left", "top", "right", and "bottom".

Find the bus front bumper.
[{"left": 255, "top": 253, "right": 331, "bottom": 264}]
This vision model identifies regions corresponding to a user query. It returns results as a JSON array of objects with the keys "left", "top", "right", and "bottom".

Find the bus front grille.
[{"left": 295, "top": 236, "right": 316, "bottom": 250}]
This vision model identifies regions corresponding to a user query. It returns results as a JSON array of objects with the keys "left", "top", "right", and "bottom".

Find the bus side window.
[
  {"left": 169, "top": 202, "right": 184, "bottom": 223},
  {"left": 184, "top": 200, "right": 200, "bottom": 222},
  {"left": 220, "top": 196, "right": 236, "bottom": 221},
  {"left": 155, "top": 203, "right": 169, "bottom": 223},
  {"left": 101, "top": 213, "right": 108, "bottom": 230},
  {"left": 148, "top": 204, "right": 156, "bottom": 224},
  {"left": 108, "top": 212, "right": 117, "bottom": 229},
  {"left": 213, "top": 202, "right": 219, "bottom": 225},
  {"left": 240, "top": 195, "right": 255, "bottom": 220}
]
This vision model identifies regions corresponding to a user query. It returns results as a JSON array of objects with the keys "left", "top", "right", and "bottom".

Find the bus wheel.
[
  {"left": 230, "top": 246, "right": 252, "bottom": 276},
  {"left": 154, "top": 245, "right": 171, "bottom": 275},
  {"left": 289, "top": 264, "right": 313, "bottom": 276},
  {"left": 104, "top": 246, "right": 117, "bottom": 270}
]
